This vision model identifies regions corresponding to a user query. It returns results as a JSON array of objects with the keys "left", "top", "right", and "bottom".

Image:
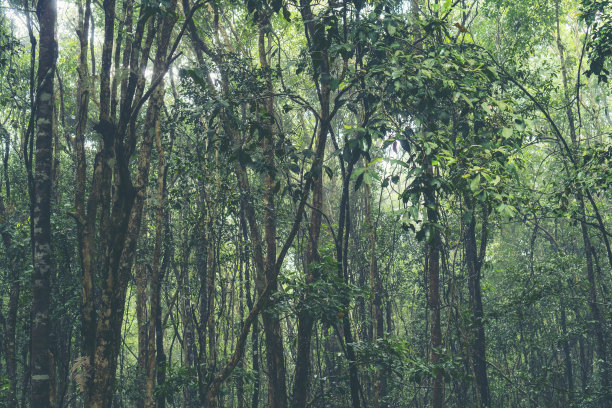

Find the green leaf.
[{"left": 470, "top": 174, "right": 481, "bottom": 192}]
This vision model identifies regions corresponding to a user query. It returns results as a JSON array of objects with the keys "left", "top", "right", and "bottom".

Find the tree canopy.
[{"left": 0, "top": 0, "right": 611, "bottom": 407}]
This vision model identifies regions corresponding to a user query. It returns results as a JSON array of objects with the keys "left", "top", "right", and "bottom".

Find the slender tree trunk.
[
  {"left": 241, "top": 208, "right": 260, "bottom": 408},
  {"left": 30, "top": 0, "right": 57, "bottom": 404},
  {"left": 175, "top": 204, "right": 195, "bottom": 406},
  {"left": 292, "top": 0, "right": 337, "bottom": 405},
  {"left": 144, "top": 77, "right": 171, "bottom": 408},
  {"left": 155, "top": 280, "right": 167, "bottom": 408},
  {"left": 292, "top": 112, "right": 329, "bottom": 408},
  {"left": 74, "top": 0, "right": 96, "bottom": 403},
  {"left": 0, "top": 176, "right": 19, "bottom": 408},
  {"left": 250, "top": 302, "right": 261, "bottom": 408},
  {"left": 426, "top": 164, "right": 443, "bottom": 408},
  {"left": 136, "top": 264, "right": 149, "bottom": 408},
  {"left": 464, "top": 201, "right": 490, "bottom": 407},
  {"left": 258, "top": 18, "right": 287, "bottom": 408},
  {"left": 339, "top": 186, "right": 362, "bottom": 408},
  {"left": 206, "top": 217, "right": 217, "bottom": 389},
  {"left": 237, "top": 239, "right": 245, "bottom": 408},
  {"left": 181, "top": 243, "right": 197, "bottom": 408},
  {"left": 560, "top": 300, "right": 574, "bottom": 401},
  {"left": 555, "top": 4, "right": 609, "bottom": 404},
  {"left": 365, "top": 182, "right": 386, "bottom": 408}
]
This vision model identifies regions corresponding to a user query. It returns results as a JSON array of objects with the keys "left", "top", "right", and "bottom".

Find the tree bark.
[
  {"left": 73, "top": 0, "right": 96, "bottom": 403},
  {"left": 258, "top": 18, "right": 288, "bottom": 408},
  {"left": 78, "top": 0, "right": 177, "bottom": 402},
  {"left": 555, "top": 4, "right": 610, "bottom": 404},
  {"left": 292, "top": 0, "right": 339, "bottom": 405},
  {"left": 426, "top": 164, "right": 443, "bottom": 408},
  {"left": 560, "top": 299, "right": 574, "bottom": 401},
  {"left": 144, "top": 64, "right": 172, "bottom": 408},
  {"left": 365, "top": 182, "right": 386, "bottom": 408},
  {"left": 0, "top": 164, "right": 19, "bottom": 408},
  {"left": 136, "top": 264, "right": 149, "bottom": 408},
  {"left": 464, "top": 201, "right": 490, "bottom": 407},
  {"left": 30, "top": 0, "right": 57, "bottom": 405}
]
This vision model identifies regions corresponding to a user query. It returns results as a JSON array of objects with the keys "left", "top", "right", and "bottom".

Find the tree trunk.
[
  {"left": 30, "top": 0, "right": 57, "bottom": 404},
  {"left": 82, "top": 0, "right": 176, "bottom": 401},
  {"left": 74, "top": 0, "right": 96, "bottom": 403},
  {"left": 560, "top": 300, "right": 574, "bottom": 401},
  {"left": 258, "top": 18, "right": 287, "bottom": 408},
  {"left": 464, "top": 202, "right": 490, "bottom": 407},
  {"left": 292, "top": 108, "right": 329, "bottom": 408},
  {"left": 292, "top": 0, "right": 338, "bottom": 405},
  {"left": 426, "top": 164, "right": 443, "bottom": 408},
  {"left": 144, "top": 70, "right": 172, "bottom": 408},
  {"left": 0, "top": 172, "right": 19, "bottom": 408},
  {"left": 136, "top": 264, "right": 149, "bottom": 408},
  {"left": 241, "top": 208, "right": 260, "bottom": 408},
  {"left": 181, "top": 242, "right": 197, "bottom": 408},
  {"left": 365, "top": 182, "right": 386, "bottom": 408},
  {"left": 555, "top": 4, "right": 610, "bottom": 404}
]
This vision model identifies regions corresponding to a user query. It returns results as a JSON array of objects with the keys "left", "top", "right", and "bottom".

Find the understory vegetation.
[{"left": 0, "top": 0, "right": 611, "bottom": 407}]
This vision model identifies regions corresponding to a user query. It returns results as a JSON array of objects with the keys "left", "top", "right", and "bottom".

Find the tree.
[
  {"left": 0, "top": 0, "right": 611, "bottom": 407},
  {"left": 30, "top": 0, "right": 57, "bottom": 405}
]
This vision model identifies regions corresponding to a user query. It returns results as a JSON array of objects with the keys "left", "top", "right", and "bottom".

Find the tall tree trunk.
[
  {"left": 84, "top": 0, "right": 176, "bottom": 402},
  {"left": 464, "top": 201, "right": 490, "bottom": 407},
  {"left": 258, "top": 18, "right": 287, "bottom": 408},
  {"left": 292, "top": 0, "right": 339, "bottom": 405},
  {"left": 241, "top": 208, "right": 260, "bottom": 408},
  {"left": 560, "top": 299, "right": 574, "bottom": 401},
  {"left": 181, "top": 242, "right": 197, "bottom": 408},
  {"left": 291, "top": 98, "right": 330, "bottom": 408},
  {"left": 555, "top": 4, "right": 609, "bottom": 404},
  {"left": 136, "top": 264, "right": 149, "bottom": 408},
  {"left": 0, "top": 165, "right": 19, "bottom": 408},
  {"left": 144, "top": 73, "right": 171, "bottom": 408},
  {"left": 30, "top": 0, "right": 57, "bottom": 404},
  {"left": 339, "top": 195, "right": 362, "bottom": 408},
  {"left": 365, "top": 182, "right": 386, "bottom": 408},
  {"left": 74, "top": 0, "right": 96, "bottom": 403},
  {"left": 426, "top": 163, "right": 443, "bottom": 408},
  {"left": 206, "top": 216, "right": 217, "bottom": 391}
]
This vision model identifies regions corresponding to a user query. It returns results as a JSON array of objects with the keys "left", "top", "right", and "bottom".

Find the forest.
[{"left": 0, "top": 0, "right": 611, "bottom": 406}]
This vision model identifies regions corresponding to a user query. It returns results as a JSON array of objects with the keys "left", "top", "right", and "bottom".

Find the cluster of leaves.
[
  {"left": 580, "top": 142, "right": 612, "bottom": 189},
  {"left": 354, "top": 337, "right": 464, "bottom": 385},
  {"left": 358, "top": 13, "right": 526, "bottom": 238},
  {"left": 581, "top": 0, "right": 612, "bottom": 81},
  {"left": 0, "top": 12, "right": 20, "bottom": 108},
  {"left": 154, "top": 364, "right": 198, "bottom": 404},
  {"left": 278, "top": 256, "right": 366, "bottom": 325}
]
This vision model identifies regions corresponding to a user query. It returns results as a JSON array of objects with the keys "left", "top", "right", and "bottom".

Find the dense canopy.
[{"left": 0, "top": 0, "right": 611, "bottom": 407}]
